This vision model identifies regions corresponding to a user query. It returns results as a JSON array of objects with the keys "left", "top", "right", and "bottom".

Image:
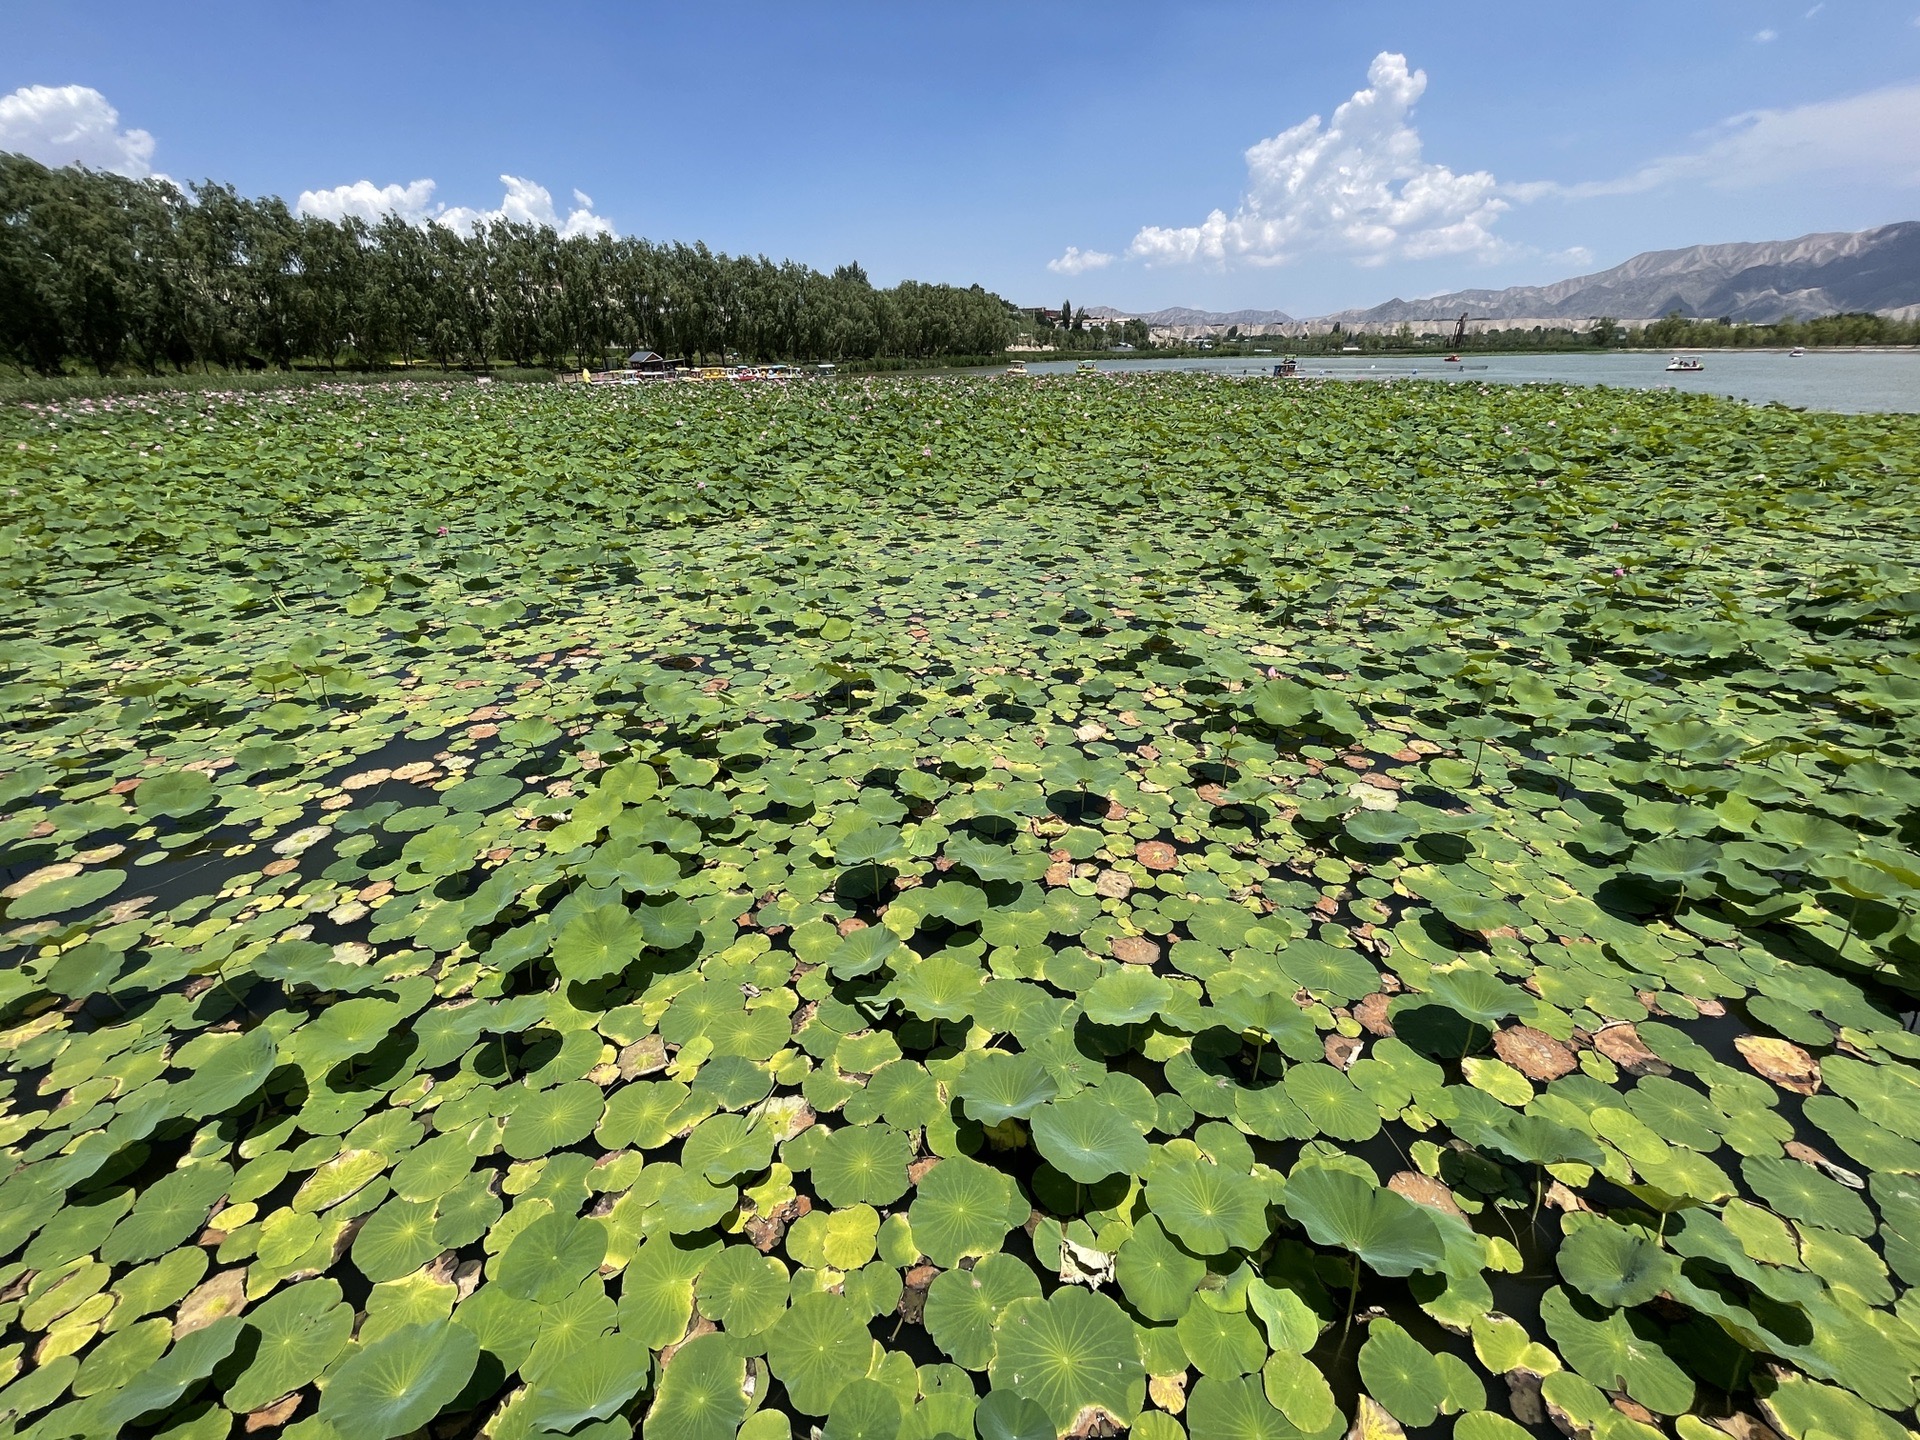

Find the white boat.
[
  {"left": 1665, "top": 356, "right": 1704, "bottom": 373},
  {"left": 1006, "top": 359, "right": 1028, "bottom": 376},
  {"left": 1789, "top": 346, "right": 1806, "bottom": 357}
]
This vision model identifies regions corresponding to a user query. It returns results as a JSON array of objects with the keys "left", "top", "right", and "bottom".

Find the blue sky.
[{"left": 5, "top": 1, "right": 1918, "bottom": 315}]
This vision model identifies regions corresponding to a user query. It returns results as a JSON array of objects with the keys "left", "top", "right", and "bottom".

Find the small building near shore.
[{"left": 626, "top": 350, "right": 671, "bottom": 374}]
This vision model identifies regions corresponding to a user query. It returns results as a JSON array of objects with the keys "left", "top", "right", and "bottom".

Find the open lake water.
[{"left": 1021, "top": 349, "right": 1920, "bottom": 414}]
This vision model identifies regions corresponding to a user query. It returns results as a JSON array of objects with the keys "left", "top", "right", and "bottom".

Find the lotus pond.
[{"left": 2, "top": 374, "right": 1920, "bottom": 1440}]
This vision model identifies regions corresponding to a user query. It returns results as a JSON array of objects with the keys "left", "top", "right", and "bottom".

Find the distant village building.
[{"left": 626, "top": 350, "right": 671, "bottom": 374}]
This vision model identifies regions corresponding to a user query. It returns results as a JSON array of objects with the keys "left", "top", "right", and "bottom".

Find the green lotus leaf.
[
  {"left": 106, "top": 1247, "right": 209, "bottom": 1329},
  {"left": 1030, "top": 1094, "right": 1150, "bottom": 1185},
  {"left": 888, "top": 951, "right": 983, "bottom": 1024},
  {"left": 1283, "top": 1064, "right": 1381, "bottom": 1143},
  {"left": 1424, "top": 968, "right": 1517, "bottom": 1027},
  {"left": 136, "top": 769, "right": 215, "bottom": 818},
  {"left": 7, "top": 866, "right": 128, "bottom": 921},
  {"left": 681, "top": 1111, "right": 776, "bottom": 1181},
  {"left": 1458, "top": 1112, "right": 1605, "bottom": 1169},
  {"left": 837, "top": 826, "right": 906, "bottom": 867},
  {"left": 638, "top": 896, "right": 702, "bottom": 949},
  {"left": 433, "top": 1171, "right": 504, "bottom": 1250},
  {"left": 766, "top": 1291, "right": 874, "bottom": 1416},
  {"left": 1540, "top": 1285, "right": 1694, "bottom": 1415},
  {"left": 1280, "top": 1163, "right": 1445, "bottom": 1277},
  {"left": 391, "top": 1132, "right": 476, "bottom": 1202},
  {"left": 81, "top": 1315, "right": 243, "bottom": 1432},
  {"left": 695, "top": 1245, "right": 791, "bottom": 1336},
  {"left": 1148, "top": 1157, "right": 1269, "bottom": 1255},
  {"left": 1627, "top": 836, "right": 1722, "bottom": 888},
  {"left": 832, "top": 925, "right": 902, "bottom": 978},
  {"left": 908, "top": 1154, "right": 1029, "bottom": 1268},
  {"left": 1741, "top": 1154, "right": 1875, "bottom": 1234},
  {"left": 224, "top": 1277, "right": 355, "bottom": 1413},
  {"left": 824, "top": 1377, "right": 903, "bottom": 1440},
  {"left": 352, "top": 1198, "right": 442, "bottom": 1283},
  {"left": 1251, "top": 678, "right": 1316, "bottom": 728},
  {"left": 501, "top": 1079, "right": 604, "bottom": 1160},
  {"left": 1555, "top": 1220, "right": 1678, "bottom": 1307},
  {"left": 647, "top": 1331, "right": 750, "bottom": 1440},
  {"left": 1081, "top": 969, "right": 1172, "bottom": 1027},
  {"left": 527, "top": 1331, "right": 650, "bottom": 1430},
  {"left": 1453, "top": 1414, "right": 1534, "bottom": 1440},
  {"left": 1115, "top": 1215, "right": 1206, "bottom": 1322},
  {"left": 444, "top": 773, "right": 521, "bottom": 813},
  {"left": 953, "top": 1052, "right": 1059, "bottom": 1125},
  {"left": 1357, "top": 1318, "right": 1447, "bottom": 1427},
  {"left": 987, "top": 1288, "right": 1143, "bottom": 1436},
  {"left": 1346, "top": 808, "right": 1420, "bottom": 845},
  {"left": 72, "top": 1316, "right": 170, "bottom": 1398},
  {"left": 170, "top": 1027, "right": 278, "bottom": 1119},
  {"left": 318, "top": 1318, "right": 479, "bottom": 1440},
  {"left": 552, "top": 903, "right": 648, "bottom": 983},
  {"left": 809, "top": 1123, "right": 914, "bottom": 1206},
  {"left": 1261, "top": 1350, "right": 1338, "bottom": 1432},
  {"left": 974, "top": 1389, "right": 1054, "bottom": 1440},
  {"left": 620, "top": 1235, "right": 717, "bottom": 1348},
  {"left": 924, "top": 1252, "right": 1043, "bottom": 1370},
  {"left": 495, "top": 1212, "right": 608, "bottom": 1303},
  {"left": 101, "top": 1162, "right": 233, "bottom": 1266},
  {"left": 1177, "top": 1294, "right": 1267, "bottom": 1377}
]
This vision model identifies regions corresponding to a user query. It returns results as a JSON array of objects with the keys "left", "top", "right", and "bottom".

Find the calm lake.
[{"left": 1021, "top": 349, "right": 1920, "bottom": 413}]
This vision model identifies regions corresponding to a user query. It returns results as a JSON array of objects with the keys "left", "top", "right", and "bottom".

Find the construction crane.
[{"left": 1406, "top": 312, "right": 1491, "bottom": 358}]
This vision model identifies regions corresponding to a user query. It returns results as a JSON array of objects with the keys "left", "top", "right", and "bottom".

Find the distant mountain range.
[
  {"left": 1078, "top": 222, "right": 1920, "bottom": 332},
  {"left": 1083, "top": 305, "right": 1295, "bottom": 326}
]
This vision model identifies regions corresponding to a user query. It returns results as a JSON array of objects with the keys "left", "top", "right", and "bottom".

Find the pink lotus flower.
[{"left": 1613, "top": 567, "right": 1626, "bottom": 577}]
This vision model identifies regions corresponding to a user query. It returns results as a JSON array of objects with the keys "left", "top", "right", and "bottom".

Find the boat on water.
[
  {"left": 1006, "top": 359, "right": 1028, "bottom": 376},
  {"left": 1076, "top": 360, "right": 1097, "bottom": 374},
  {"left": 1443, "top": 354, "right": 1461, "bottom": 363},
  {"left": 1665, "top": 356, "right": 1705, "bottom": 373},
  {"left": 1789, "top": 346, "right": 1807, "bottom": 357},
  {"left": 1271, "top": 358, "right": 1299, "bottom": 378}
]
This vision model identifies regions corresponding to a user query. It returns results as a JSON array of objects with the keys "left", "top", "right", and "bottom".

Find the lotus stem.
[{"left": 1338, "top": 1252, "right": 1361, "bottom": 1350}]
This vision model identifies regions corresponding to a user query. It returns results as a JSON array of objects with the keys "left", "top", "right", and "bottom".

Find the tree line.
[
  {"left": 0, "top": 154, "right": 1019, "bottom": 376},
  {"left": 1631, "top": 310, "right": 1920, "bottom": 349}
]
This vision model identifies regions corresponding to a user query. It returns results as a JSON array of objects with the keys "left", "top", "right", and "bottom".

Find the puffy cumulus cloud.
[
  {"left": 294, "top": 173, "right": 615, "bottom": 237},
  {"left": 0, "top": 84, "right": 155, "bottom": 177},
  {"left": 438, "top": 175, "right": 614, "bottom": 238},
  {"left": 1754, "top": 28, "right": 1779, "bottom": 41},
  {"left": 1125, "top": 53, "right": 1509, "bottom": 270},
  {"left": 295, "top": 178, "right": 439, "bottom": 225},
  {"left": 1527, "top": 81, "right": 1920, "bottom": 198},
  {"left": 1047, "top": 246, "right": 1115, "bottom": 275}
]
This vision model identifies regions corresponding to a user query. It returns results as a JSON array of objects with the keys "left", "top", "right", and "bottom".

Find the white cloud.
[
  {"left": 1754, "top": 28, "right": 1778, "bottom": 41},
  {"left": 1123, "top": 53, "right": 1509, "bottom": 270},
  {"left": 295, "top": 178, "right": 439, "bottom": 225},
  {"left": 1527, "top": 81, "right": 1920, "bottom": 198},
  {"left": 438, "top": 175, "right": 614, "bottom": 238},
  {"left": 1047, "top": 246, "right": 1115, "bottom": 275},
  {"left": 294, "top": 173, "right": 615, "bottom": 237},
  {"left": 0, "top": 83, "right": 154, "bottom": 177}
]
